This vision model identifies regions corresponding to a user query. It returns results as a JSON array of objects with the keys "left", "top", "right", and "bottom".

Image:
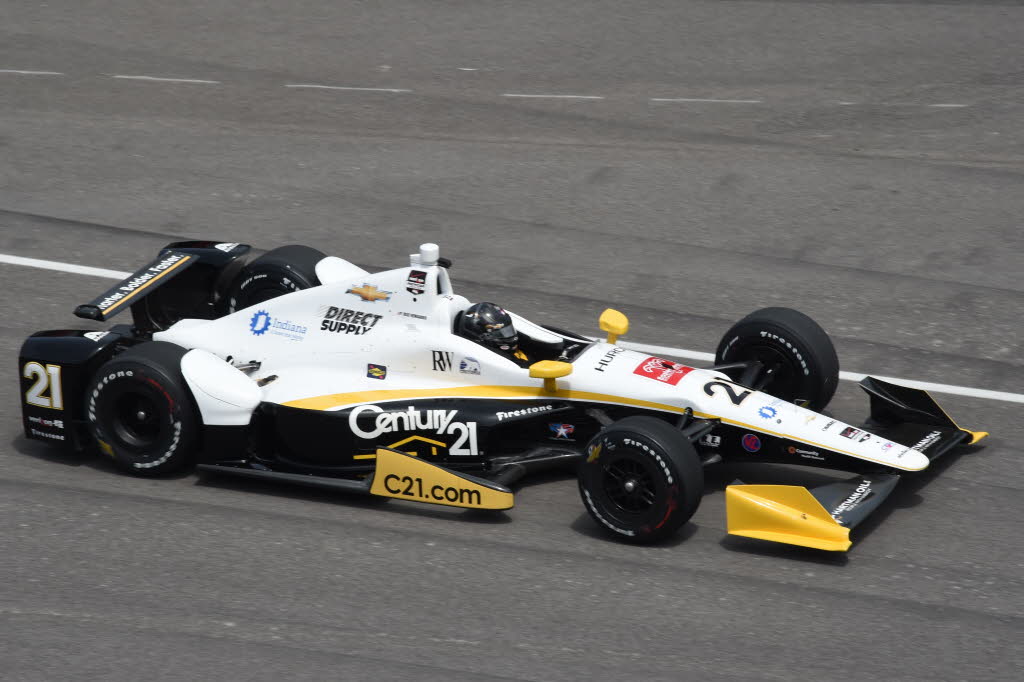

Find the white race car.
[{"left": 19, "top": 242, "right": 987, "bottom": 551}]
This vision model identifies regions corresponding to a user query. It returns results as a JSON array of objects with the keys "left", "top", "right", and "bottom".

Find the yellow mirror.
[
  {"left": 599, "top": 308, "right": 629, "bottom": 344},
  {"left": 529, "top": 360, "right": 573, "bottom": 392}
]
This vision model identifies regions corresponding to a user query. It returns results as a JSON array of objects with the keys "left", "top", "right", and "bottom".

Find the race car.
[{"left": 18, "top": 241, "right": 987, "bottom": 551}]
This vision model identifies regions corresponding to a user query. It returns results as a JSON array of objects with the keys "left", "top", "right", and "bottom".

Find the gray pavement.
[{"left": 1, "top": 2, "right": 1022, "bottom": 680}]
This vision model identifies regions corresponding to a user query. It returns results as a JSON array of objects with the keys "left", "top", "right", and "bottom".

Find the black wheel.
[
  {"left": 225, "top": 244, "right": 326, "bottom": 313},
  {"left": 85, "top": 342, "right": 199, "bottom": 476},
  {"left": 578, "top": 416, "right": 703, "bottom": 543},
  {"left": 715, "top": 307, "right": 839, "bottom": 411}
]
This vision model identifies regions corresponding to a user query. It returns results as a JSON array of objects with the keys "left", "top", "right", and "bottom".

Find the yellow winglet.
[
  {"left": 370, "top": 448, "right": 514, "bottom": 510},
  {"left": 726, "top": 485, "right": 851, "bottom": 552},
  {"left": 965, "top": 430, "right": 989, "bottom": 445}
]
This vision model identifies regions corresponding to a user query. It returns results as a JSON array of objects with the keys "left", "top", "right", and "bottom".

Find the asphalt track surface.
[{"left": 2, "top": 2, "right": 1023, "bottom": 680}]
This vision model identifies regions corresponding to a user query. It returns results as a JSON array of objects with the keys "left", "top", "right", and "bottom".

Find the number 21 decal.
[
  {"left": 702, "top": 380, "right": 751, "bottom": 406},
  {"left": 23, "top": 362, "right": 64, "bottom": 410}
]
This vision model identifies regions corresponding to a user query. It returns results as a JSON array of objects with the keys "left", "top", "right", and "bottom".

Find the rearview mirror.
[
  {"left": 529, "top": 360, "right": 573, "bottom": 393},
  {"left": 599, "top": 308, "right": 629, "bottom": 344}
]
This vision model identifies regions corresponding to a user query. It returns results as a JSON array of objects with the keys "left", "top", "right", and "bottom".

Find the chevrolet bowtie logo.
[{"left": 346, "top": 283, "right": 392, "bottom": 302}]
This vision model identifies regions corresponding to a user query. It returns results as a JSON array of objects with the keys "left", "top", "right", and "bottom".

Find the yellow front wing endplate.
[{"left": 726, "top": 484, "right": 852, "bottom": 552}]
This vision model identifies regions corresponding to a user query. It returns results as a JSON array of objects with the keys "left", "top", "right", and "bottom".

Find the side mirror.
[
  {"left": 529, "top": 360, "right": 573, "bottom": 393},
  {"left": 599, "top": 308, "right": 629, "bottom": 344}
]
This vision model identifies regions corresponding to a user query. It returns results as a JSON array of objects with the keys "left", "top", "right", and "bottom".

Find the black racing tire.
[
  {"left": 225, "top": 244, "right": 326, "bottom": 313},
  {"left": 715, "top": 307, "right": 839, "bottom": 411},
  {"left": 578, "top": 416, "right": 703, "bottom": 544},
  {"left": 85, "top": 342, "right": 199, "bottom": 476}
]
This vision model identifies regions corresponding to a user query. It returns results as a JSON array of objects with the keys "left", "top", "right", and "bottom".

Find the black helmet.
[{"left": 460, "top": 302, "right": 518, "bottom": 353}]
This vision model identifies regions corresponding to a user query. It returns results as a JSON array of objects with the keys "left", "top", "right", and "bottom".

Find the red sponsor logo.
[{"left": 632, "top": 356, "right": 694, "bottom": 386}]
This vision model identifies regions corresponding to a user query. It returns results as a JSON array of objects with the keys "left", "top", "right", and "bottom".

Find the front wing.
[{"left": 724, "top": 377, "right": 986, "bottom": 551}]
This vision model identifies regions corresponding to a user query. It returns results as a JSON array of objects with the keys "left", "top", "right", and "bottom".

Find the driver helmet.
[{"left": 460, "top": 302, "right": 518, "bottom": 353}]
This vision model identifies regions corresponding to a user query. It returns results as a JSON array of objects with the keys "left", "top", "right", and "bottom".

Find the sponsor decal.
[
  {"left": 831, "top": 480, "right": 872, "bottom": 518},
  {"left": 700, "top": 434, "right": 721, "bottom": 448},
  {"left": 28, "top": 415, "right": 65, "bottom": 430},
  {"left": 379, "top": 473, "right": 482, "bottom": 506},
  {"left": 859, "top": 433, "right": 871, "bottom": 443},
  {"left": 804, "top": 414, "right": 818, "bottom": 424},
  {"left": 83, "top": 331, "right": 110, "bottom": 342},
  {"left": 787, "top": 445, "right": 824, "bottom": 460},
  {"left": 459, "top": 356, "right": 481, "bottom": 375},
  {"left": 881, "top": 442, "right": 894, "bottom": 452},
  {"left": 397, "top": 311, "right": 427, "bottom": 320},
  {"left": 632, "top": 356, "right": 695, "bottom": 386},
  {"left": 30, "top": 428, "right": 65, "bottom": 441},
  {"left": 549, "top": 423, "right": 575, "bottom": 440},
  {"left": 94, "top": 253, "right": 191, "bottom": 312},
  {"left": 586, "top": 442, "right": 602, "bottom": 463},
  {"left": 349, "top": 405, "right": 478, "bottom": 456},
  {"left": 840, "top": 427, "right": 862, "bottom": 439},
  {"left": 320, "top": 306, "right": 384, "bottom": 335},
  {"left": 367, "top": 364, "right": 387, "bottom": 380},
  {"left": 496, "top": 405, "right": 553, "bottom": 421},
  {"left": 406, "top": 270, "right": 427, "bottom": 295},
  {"left": 911, "top": 430, "right": 943, "bottom": 452},
  {"left": 432, "top": 351, "right": 454, "bottom": 372},
  {"left": 594, "top": 346, "right": 626, "bottom": 372},
  {"left": 346, "top": 283, "right": 392, "bottom": 302},
  {"left": 214, "top": 242, "right": 240, "bottom": 253},
  {"left": 758, "top": 405, "right": 777, "bottom": 420},
  {"left": 741, "top": 433, "right": 762, "bottom": 453},
  {"left": 249, "top": 309, "right": 307, "bottom": 341},
  {"left": 822, "top": 420, "right": 836, "bottom": 431}
]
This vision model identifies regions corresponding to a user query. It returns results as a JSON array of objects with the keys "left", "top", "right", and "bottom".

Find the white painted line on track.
[
  {"left": 111, "top": 75, "right": 220, "bottom": 84},
  {"left": 928, "top": 103, "right": 969, "bottom": 108},
  {"left": 0, "top": 69, "right": 64, "bottom": 76},
  {"left": 1, "top": 252, "right": 1020, "bottom": 405},
  {"left": 651, "top": 97, "right": 762, "bottom": 104},
  {"left": 0, "top": 253, "right": 129, "bottom": 280},
  {"left": 502, "top": 93, "right": 604, "bottom": 100},
  {"left": 285, "top": 84, "right": 411, "bottom": 93}
]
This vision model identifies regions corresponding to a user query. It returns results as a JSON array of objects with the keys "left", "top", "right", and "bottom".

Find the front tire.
[
  {"left": 85, "top": 342, "right": 199, "bottom": 475},
  {"left": 578, "top": 416, "right": 703, "bottom": 543},
  {"left": 715, "top": 307, "right": 839, "bottom": 411}
]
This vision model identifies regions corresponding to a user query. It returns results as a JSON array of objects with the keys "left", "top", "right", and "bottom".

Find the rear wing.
[
  {"left": 74, "top": 250, "right": 197, "bottom": 321},
  {"left": 72, "top": 241, "right": 255, "bottom": 325}
]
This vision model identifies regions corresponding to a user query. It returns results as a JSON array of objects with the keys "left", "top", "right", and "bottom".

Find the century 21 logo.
[{"left": 432, "top": 350, "right": 453, "bottom": 372}]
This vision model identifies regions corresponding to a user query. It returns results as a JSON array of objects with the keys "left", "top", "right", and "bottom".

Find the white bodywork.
[{"left": 154, "top": 243, "right": 929, "bottom": 472}]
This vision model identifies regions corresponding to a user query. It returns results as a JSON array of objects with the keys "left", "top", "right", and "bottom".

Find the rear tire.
[
  {"left": 225, "top": 244, "right": 325, "bottom": 313},
  {"left": 85, "top": 342, "right": 199, "bottom": 476},
  {"left": 578, "top": 416, "right": 703, "bottom": 543},
  {"left": 715, "top": 307, "right": 839, "bottom": 411}
]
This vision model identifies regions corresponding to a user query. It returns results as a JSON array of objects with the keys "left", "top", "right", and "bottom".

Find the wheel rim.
[
  {"left": 602, "top": 456, "right": 658, "bottom": 513},
  {"left": 111, "top": 392, "right": 162, "bottom": 448},
  {"left": 736, "top": 343, "right": 805, "bottom": 402}
]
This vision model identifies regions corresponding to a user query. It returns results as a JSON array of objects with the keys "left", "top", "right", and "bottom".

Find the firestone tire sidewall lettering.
[
  {"left": 86, "top": 360, "right": 196, "bottom": 476},
  {"left": 225, "top": 245, "right": 325, "bottom": 313},
  {"left": 578, "top": 417, "right": 702, "bottom": 544}
]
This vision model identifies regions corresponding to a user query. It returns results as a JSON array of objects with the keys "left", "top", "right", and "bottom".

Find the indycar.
[{"left": 18, "top": 241, "right": 987, "bottom": 551}]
